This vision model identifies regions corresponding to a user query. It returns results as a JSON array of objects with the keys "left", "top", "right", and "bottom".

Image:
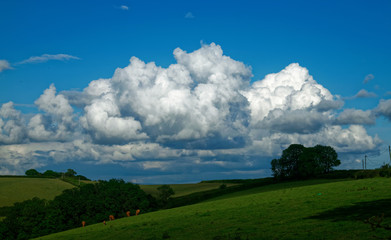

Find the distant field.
[
  {"left": 35, "top": 178, "right": 391, "bottom": 240},
  {"left": 0, "top": 177, "right": 74, "bottom": 207},
  {"left": 140, "top": 182, "right": 237, "bottom": 197}
]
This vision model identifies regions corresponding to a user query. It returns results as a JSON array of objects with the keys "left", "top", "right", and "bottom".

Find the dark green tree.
[
  {"left": 25, "top": 169, "right": 40, "bottom": 176},
  {"left": 313, "top": 145, "right": 340, "bottom": 174},
  {"left": 297, "top": 147, "right": 321, "bottom": 178},
  {"left": 64, "top": 169, "right": 77, "bottom": 177},
  {"left": 157, "top": 185, "right": 175, "bottom": 206},
  {"left": 271, "top": 144, "right": 340, "bottom": 179},
  {"left": 271, "top": 144, "right": 305, "bottom": 179}
]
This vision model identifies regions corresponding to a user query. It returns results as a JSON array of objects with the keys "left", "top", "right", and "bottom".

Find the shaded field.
[
  {"left": 35, "top": 177, "right": 391, "bottom": 240},
  {"left": 0, "top": 177, "right": 74, "bottom": 207},
  {"left": 140, "top": 182, "right": 237, "bottom": 198}
]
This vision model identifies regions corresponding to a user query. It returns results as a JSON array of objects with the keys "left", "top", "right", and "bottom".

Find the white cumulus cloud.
[
  {"left": 243, "top": 63, "right": 334, "bottom": 127},
  {"left": 0, "top": 43, "right": 385, "bottom": 180},
  {"left": 0, "top": 102, "right": 26, "bottom": 144},
  {"left": 28, "top": 84, "right": 77, "bottom": 141}
]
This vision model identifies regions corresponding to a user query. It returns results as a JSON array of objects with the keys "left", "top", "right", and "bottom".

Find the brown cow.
[
  {"left": 126, "top": 211, "right": 131, "bottom": 217},
  {"left": 109, "top": 215, "right": 115, "bottom": 221},
  {"left": 135, "top": 209, "right": 140, "bottom": 216},
  {"left": 82, "top": 221, "right": 86, "bottom": 227}
]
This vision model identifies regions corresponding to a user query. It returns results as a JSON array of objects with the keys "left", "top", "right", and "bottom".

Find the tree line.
[{"left": 25, "top": 168, "right": 89, "bottom": 181}]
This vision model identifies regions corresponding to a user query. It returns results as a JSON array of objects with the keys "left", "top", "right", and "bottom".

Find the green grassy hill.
[
  {"left": 0, "top": 177, "right": 74, "bottom": 208},
  {"left": 35, "top": 177, "right": 391, "bottom": 240},
  {"left": 140, "top": 182, "right": 237, "bottom": 198}
]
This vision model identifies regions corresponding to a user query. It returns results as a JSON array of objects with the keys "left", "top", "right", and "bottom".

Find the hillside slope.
[
  {"left": 35, "top": 178, "right": 391, "bottom": 240},
  {"left": 141, "top": 182, "right": 237, "bottom": 197},
  {"left": 0, "top": 177, "right": 74, "bottom": 207}
]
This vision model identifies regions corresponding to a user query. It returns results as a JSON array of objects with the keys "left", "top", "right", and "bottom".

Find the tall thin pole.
[
  {"left": 389, "top": 145, "right": 391, "bottom": 164},
  {"left": 365, "top": 155, "right": 367, "bottom": 169},
  {"left": 362, "top": 159, "right": 364, "bottom": 169}
]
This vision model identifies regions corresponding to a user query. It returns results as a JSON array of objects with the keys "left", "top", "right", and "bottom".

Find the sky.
[{"left": 1, "top": 0, "right": 391, "bottom": 183}]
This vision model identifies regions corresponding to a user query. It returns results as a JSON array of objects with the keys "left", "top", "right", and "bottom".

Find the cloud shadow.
[{"left": 307, "top": 198, "right": 391, "bottom": 222}]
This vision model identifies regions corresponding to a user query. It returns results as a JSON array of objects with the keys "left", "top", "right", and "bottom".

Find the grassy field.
[
  {"left": 0, "top": 177, "right": 74, "bottom": 207},
  {"left": 140, "top": 182, "right": 237, "bottom": 198},
  {"left": 35, "top": 177, "right": 391, "bottom": 240}
]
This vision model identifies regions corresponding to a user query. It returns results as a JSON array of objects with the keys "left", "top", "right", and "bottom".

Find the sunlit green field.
[
  {"left": 35, "top": 178, "right": 391, "bottom": 240},
  {"left": 0, "top": 177, "right": 74, "bottom": 207},
  {"left": 140, "top": 182, "right": 237, "bottom": 197}
]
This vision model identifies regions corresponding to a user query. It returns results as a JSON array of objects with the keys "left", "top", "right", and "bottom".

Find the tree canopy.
[
  {"left": 25, "top": 169, "right": 41, "bottom": 176},
  {"left": 271, "top": 144, "right": 341, "bottom": 179},
  {"left": 157, "top": 185, "right": 175, "bottom": 206}
]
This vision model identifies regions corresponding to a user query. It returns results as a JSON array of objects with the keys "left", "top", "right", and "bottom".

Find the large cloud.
[
  {"left": 83, "top": 43, "right": 253, "bottom": 148},
  {"left": 0, "top": 43, "right": 385, "bottom": 180},
  {"left": 28, "top": 84, "right": 77, "bottom": 141},
  {"left": 0, "top": 102, "right": 26, "bottom": 144},
  {"left": 243, "top": 63, "right": 335, "bottom": 127}
]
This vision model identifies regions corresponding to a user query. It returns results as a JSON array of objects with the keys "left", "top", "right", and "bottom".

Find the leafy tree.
[
  {"left": 65, "top": 169, "right": 77, "bottom": 177},
  {"left": 297, "top": 147, "right": 320, "bottom": 178},
  {"left": 271, "top": 144, "right": 305, "bottom": 179},
  {"left": 25, "top": 169, "right": 41, "bottom": 176},
  {"left": 313, "top": 145, "right": 340, "bottom": 174},
  {"left": 157, "top": 185, "right": 175, "bottom": 206},
  {"left": 271, "top": 144, "right": 340, "bottom": 179}
]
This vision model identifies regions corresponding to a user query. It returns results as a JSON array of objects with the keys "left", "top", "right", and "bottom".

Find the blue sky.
[{"left": 1, "top": 0, "right": 391, "bottom": 183}]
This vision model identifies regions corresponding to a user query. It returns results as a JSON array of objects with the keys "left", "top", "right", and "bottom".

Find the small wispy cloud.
[
  {"left": 120, "top": 5, "right": 129, "bottom": 10},
  {"left": 363, "top": 74, "right": 374, "bottom": 84},
  {"left": 17, "top": 54, "right": 80, "bottom": 65},
  {"left": 185, "top": 12, "right": 194, "bottom": 19},
  {"left": 13, "top": 103, "right": 36, "bottom": 108},
  {"left": 0, "top": 60, "right": 12, "bottom": 72},
  {"left": 354, "top": 89, "right": 377, "bottom": 98}
]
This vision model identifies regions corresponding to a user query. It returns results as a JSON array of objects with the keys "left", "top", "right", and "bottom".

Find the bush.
[
  {"left": 354, "top": 170, "right": 379, "bottom": 179},
  {"left": 379, "top": 164, "right": 391, "bottom": 178}
]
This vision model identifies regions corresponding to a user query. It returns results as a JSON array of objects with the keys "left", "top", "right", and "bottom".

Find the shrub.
[
  {"left": 354, "top": 170, "right": 379, "bottom": 179},
  {"left": 379, "top": 164, "right": 391, "bottom": 178}
]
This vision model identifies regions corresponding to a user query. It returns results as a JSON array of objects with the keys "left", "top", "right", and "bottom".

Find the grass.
[
  {"left": 34, "top": 177, "right": 391, "bottom": 240},
  {"left": 0, "top": 177, "right": 74, "bottom": 207},
  {"left": 140, "top": 182, "right": 237, "bottom": 198},
  {"left": 60, "top": 177, "right": 94, "bottom": 187}
]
